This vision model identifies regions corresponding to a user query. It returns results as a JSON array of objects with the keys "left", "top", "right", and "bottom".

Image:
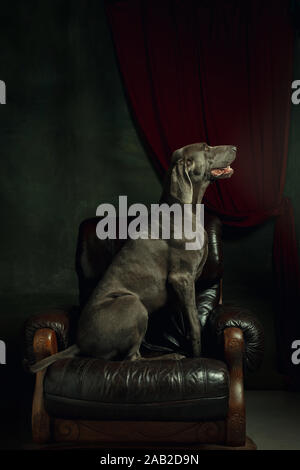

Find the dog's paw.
[
  {"left": 140, "top": 353, "right": 186, "bottom": 361},
  {"left": 174, "top": 353, "right": 186, "bottom": 360},
  {"left": 162, "top": 353, "right": 186, "bottom": 360}
]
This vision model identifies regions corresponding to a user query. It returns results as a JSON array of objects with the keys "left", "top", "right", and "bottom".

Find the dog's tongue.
[{"left": 211, "top": 166, "right": 232, "bottom": 176}]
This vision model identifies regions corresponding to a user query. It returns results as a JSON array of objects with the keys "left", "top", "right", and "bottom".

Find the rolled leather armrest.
[
  {"left": 23, "top": 306, "right": 79, "bottom": 369},
  {"left": 205, "top": 304, "right": 264, "bottom": 372}
]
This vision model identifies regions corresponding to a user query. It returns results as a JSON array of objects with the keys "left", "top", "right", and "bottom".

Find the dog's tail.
[{"left": 29, "top": 344, "right": 80, "bottom": 373}]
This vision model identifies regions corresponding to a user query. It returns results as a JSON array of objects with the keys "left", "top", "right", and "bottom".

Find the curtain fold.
[{"left": 106, "top": 0, "right": 299, "bottom": 379}]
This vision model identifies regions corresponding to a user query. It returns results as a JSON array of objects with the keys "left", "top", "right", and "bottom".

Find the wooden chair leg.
[
  {"left": 224, "top": 327, "right": 246, "bottom": 447},
  {"left": 32, "top": 328, "right": 57, "bottom": 444}
]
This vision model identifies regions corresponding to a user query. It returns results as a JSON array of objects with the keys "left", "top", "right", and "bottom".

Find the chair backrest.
[{"left": 75, "top": 210, "right": 223, "bottom": 355}]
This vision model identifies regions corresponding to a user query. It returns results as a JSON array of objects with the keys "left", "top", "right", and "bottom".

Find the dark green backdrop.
[{"left": 0, "top": 1, "right": 300, "bottom": 431}]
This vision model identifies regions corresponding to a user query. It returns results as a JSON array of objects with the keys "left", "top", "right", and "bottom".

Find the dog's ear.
[{"left": 170, "top": 158, "right": 193, "bottom": 204}]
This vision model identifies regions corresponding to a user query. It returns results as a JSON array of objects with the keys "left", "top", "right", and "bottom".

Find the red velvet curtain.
[{"left": 106, "top": 0, "right": 299, "bottom": 380}]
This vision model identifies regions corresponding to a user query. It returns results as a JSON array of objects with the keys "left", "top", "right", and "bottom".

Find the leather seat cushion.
[{"left": 44, "top": 356, "right": 229, "bottom": 421}]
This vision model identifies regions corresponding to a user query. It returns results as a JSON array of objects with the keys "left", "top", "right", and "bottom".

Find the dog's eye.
[{"left": 186, "top": 158, "right": 193, "bottom": 166}]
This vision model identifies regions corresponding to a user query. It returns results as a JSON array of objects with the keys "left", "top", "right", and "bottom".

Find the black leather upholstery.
[{"left": 44, "top": 356, "right": 229, "bottom": 421}]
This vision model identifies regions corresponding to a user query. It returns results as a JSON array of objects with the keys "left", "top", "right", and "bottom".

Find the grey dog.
[{"left": 30, "top": 143, "right": 236, "bottom": 372}]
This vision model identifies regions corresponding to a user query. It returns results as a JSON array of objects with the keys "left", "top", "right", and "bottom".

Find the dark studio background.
[{"left": 0, "top": 0, "right": 300, "bottom": 446}]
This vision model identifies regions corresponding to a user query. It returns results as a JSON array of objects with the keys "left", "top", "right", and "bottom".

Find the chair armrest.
[
  {"left": 31, "top": 328, "right": 58, "bottom": 443},
  {"left": 23, "top": 306, "right": 79, "bottom": 370},
  {"left": 205, "top": 304, "right": 264, "bottom": 372},
  {"left": 224, "top": 327, "right": 246, "bottom": 446}
]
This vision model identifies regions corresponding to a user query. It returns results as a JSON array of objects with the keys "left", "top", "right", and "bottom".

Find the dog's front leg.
[{"left": 168, "top": 272, "right": 201, "bottom": 357}]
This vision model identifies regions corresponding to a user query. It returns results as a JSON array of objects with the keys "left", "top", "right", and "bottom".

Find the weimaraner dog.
[{"left": 30, "top": 143, "right": 236, "bottom": 372}]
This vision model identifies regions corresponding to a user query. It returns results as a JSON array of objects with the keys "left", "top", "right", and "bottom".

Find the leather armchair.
[{"left": 23, "top": 211, "right": 264, "bottom": 449}]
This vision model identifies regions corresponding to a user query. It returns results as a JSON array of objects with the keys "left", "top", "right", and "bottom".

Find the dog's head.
[{"left": 169, "top": 142, "right": 236, "bottom": 203}]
